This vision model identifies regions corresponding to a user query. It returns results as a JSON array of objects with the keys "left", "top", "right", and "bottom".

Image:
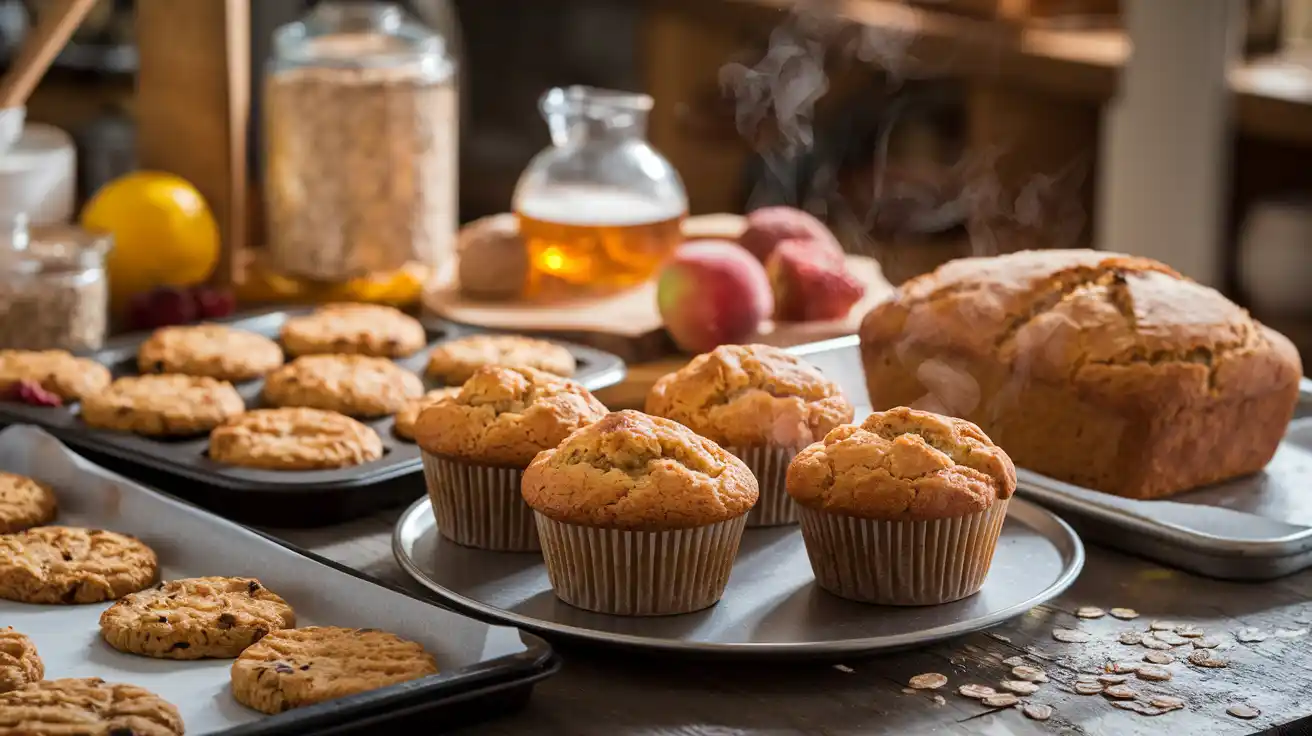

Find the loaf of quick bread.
[{"left": 859, "top": 249, "right": 1303, "bottom": 499}]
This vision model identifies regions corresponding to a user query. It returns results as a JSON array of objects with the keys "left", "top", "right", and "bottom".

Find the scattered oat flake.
[
  {"left": 1076, "top": 674, "right": 1100, "bottom": 683},
  {"left": 1119, "top": 631, "right": 1145, "bottom": 645},
  {"left": 1104, "top": 684, "right": 1137, "bottom": 699},
  {"left": 1276, "top": 628, "right": 1307, "bottom": 638},
  {"left": 932, "top": 694, "right": 946, "bottom": 706},
  {"left": 1012, "top": 665, "right": 1048, "bottom": 682},
  {"left": 1150, "top": 621, "right": 1177, "bottom": 631},
  {"left": 908, "top": 673, "right": 948, "bottom": 690},
  {"left": 1002, "top": 655, "right": 1027, "bottom": 667},
  {"left": 1053, "top": 628, "right": 1091, "bottom": 643},
  {"left": 833, "top": 664, "right": 855, "bottom": 673},
  {"left": 901, "top": 688, "right": 917, "bottom": 694},
  {"left": 1110, "top": 608, "right": 1140, "bottom": 620},
  {"left": 1136, "top": 665, "right": 1172, "bottom": 681},
  {"left": 1108, "top": 661, "right": 1143, "bottom": 674},
  {"left": 1188, "top": 650, "right": 1228, "bottom": 668},
  {"left": 1152, "top": 695, "right": 1186, "bottom": 710},
  {"left": 1074, "top": 682, "right": 1105, "bottom": 695},
  {"left": 983, "top": 693, "right": 1020, "bottom": 708},
  {"left": 1000, "top": 680, "right": 1040, "bottom": 695},
  {"left": 1154, "top": 631, "right": 1189, "bottom": 646},
  {"left": 1113, "top": 701, "right": 1174, "bottom": 716},
  {"left": 1097, "top": 674, "right": 1127, "bottom": 684},
  {"left": 1227, "top": 704, "right": 1261, "bottom": 719},
  {"left": 1175, "top": 624, "right": 1205, "bottom": 638},
  {"left": 988, "top": 632, "right": 1012, "bottom": 643},
  {"left": 1141, "top": 636, "right": 1173, "bottom": 651},
  {"left": 1144, "top": 651, "right": 1174, "bottom": 665},
  {"left": 1076, "top": 606, "right": 1106, "bottom": 619},
  {"left": 1022, "top": 703, "right": 1053, "bottom": 721},
  {"left": 958, "top": 684, "right": 996, "bottom": 699},
  {"left": 1236, "top": 628, "right": 1268, "bottom": 643},
  {"left": 1193, "top": 636, "right": 1222, "bottom": 649}
]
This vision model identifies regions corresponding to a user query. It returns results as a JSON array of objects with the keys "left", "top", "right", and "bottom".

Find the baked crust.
[
  {"left": 138, "top": 324, "right": 284, "bottom": 381},
  {"left": 645, "top": 344, "right": 854, "bottom": 448},
  {"left": 787, "top": 407, "right": 1015, "bottom": 521},
  {"left": 262, "top": 354, "right": 423, "bottom": 417},
  {"left": 0, "top": 350, "right": 110, "bottom": 401},
  {"left": 859, "top": 249, "right": 1304, "bottom": 498},
  {"left": 425, "top": 334, "right": 576, "bottom": 385},
  {"left": 280, "top": 303, "right": 427, "bottom": 358},
  {"left": 521, "top": 410, "right": 758, "bottom": 530},
  {"left": 413, "top": 366, "right": 607, "bottom": 467}
]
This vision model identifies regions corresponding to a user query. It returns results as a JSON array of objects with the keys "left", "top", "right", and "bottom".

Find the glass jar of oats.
[
  {"left": 264, "top": 1, "right": 459, "bottom": 281},
  {"left": 0, "top": 216, "right": 110, "bottom": 352}
]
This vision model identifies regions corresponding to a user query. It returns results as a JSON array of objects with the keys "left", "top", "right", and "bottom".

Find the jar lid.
[{"left": 273, "top": 2, "right": 451, "bottom": 72}]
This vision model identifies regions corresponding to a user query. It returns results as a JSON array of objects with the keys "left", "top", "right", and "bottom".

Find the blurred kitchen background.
[{"left": 6, "top": 0, "right": 1312, "bottom": 357}]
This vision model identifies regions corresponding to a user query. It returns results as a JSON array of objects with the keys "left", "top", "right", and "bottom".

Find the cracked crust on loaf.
[
  {"left": 521, "top": 410, "right": 758, "bottom": 530},
  {"left": 414, "top": 366, "right": 608, "bottom": 467},
  {"left": 859, "top": 249, "right": 1303, "bottom": 499},
  {"left": 787, "top": 407, "right": 1015, "bottom": 521},
  {"left": 645, "top": 344, "right": 854, "bottom": 448}
]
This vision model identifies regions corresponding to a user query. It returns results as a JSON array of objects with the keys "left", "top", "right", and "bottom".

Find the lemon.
[{"left": 80, "top": 171, "right": 220, "bottom": 313}]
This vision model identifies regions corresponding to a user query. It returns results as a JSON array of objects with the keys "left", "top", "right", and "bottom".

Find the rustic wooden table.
[{"left": 269, "top": 348, "right": 1312, "bottom": 736}]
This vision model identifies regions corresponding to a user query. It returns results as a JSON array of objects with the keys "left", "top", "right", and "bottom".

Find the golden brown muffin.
[
  {"left": 787, "top": 407, "right": 1016, "bottom": 521},
  {"left": 522, "top": 410, "right": 758, "bottom": 531},
  {"left": 392, "top": 388, "right": 460, "bottom": 441},
  {"left": 646, "top": 344, "right": 853, "bottom": 448},
  {"left": 81, "top": 375, "right": 247, "bottom": 437},
  {"left": 262, "top": 354, "right": 423, "bottom": 417},
  {"left": 209, "top": 408, "right": 384, "bottom": 471},
  {"left": 137, "top": 324, "right": 284, "bottom": 381},
  {"left": 860, "top": 249, "right": 1303, "bottom": 499},
  {"left": 0, "top": 350, "right": 110, "bottom": 401},
  {"left": 414, "top": 366, "right": 607, "bottom": 467},
  {"left": 425, "top": 334, "right": 576, "bottom": 385},
  {"left": 280, "top": 303, "right": 427, "bottom": 358}
]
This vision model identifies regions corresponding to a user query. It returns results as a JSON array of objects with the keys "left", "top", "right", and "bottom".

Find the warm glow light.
[{"left": 541, "top": 247, "right": 567, "bottom": 272}]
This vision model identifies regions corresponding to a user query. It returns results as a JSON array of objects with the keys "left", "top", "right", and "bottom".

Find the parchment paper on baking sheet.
[{"left": 0, "top": 424, "right": 532, "bottom": 735}]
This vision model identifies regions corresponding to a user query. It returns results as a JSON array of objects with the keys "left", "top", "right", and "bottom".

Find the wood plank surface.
[{"left": 269, "top": 345, "right": 1312, "bottom": 736}]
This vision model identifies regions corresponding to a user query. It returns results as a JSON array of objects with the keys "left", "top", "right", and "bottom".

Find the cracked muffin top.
[
  {"left": 786, "top": 407, "right": 1015, "bottom": 521},
  {"left": 413, "top": 365, "right": 607, "bottom": 467},
  {"left": 645, "top": 344, "right": 854, "bottom": 448},
  {"left": 521, "top": 410, "right": 758, "bottom": 531}
]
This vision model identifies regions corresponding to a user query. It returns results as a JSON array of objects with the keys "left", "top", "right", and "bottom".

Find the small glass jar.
[
  {"left": 513, "top": 86, "right": 688, "bottom": 295},
  {"left": 263, "top": 1, "right": 459, "bottom": 281},
  {"left": 0, "top": 216, "right": 110, "bottom": 352}
]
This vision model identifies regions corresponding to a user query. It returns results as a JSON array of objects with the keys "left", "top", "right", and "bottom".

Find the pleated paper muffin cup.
[
  {"left": 420, "top": 451, "right": 539, "bottom": 552},
  {"left": 796, "top": 499, "right": 1010, "bottom": 606},
  {"left": 534, "top": 513, "right": 748, "bottom": 616},
  {"left": 727, "top": 445, "right": 803, "bottom": 528}
]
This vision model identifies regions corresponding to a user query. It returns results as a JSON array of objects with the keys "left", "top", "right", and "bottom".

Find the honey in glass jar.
[{"left": 513, "top": 87, "right": 687, "bottom": 294}]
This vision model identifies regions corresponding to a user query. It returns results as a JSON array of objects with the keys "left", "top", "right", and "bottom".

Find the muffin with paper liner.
[
  {"left": 521, "top": 410, "right": 758, "bottom": 616},
  {"left": 645, "top": 344, "right": 853, "bottom": 527},
  {"left": 786, "top": 407, "right": 1016, "bottom": 606},
  {"left": 413, "top": 365, "right": 607, "bottom": 551}
]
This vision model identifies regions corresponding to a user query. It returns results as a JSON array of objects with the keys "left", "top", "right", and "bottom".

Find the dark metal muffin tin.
[{"left": 0, "top": 308, "right": 627, "bottom": 527}]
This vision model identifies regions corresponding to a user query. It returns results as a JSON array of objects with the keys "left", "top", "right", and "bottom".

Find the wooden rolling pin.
[{"left": 0, "top": 0, "right": 101, "bottom": 109}]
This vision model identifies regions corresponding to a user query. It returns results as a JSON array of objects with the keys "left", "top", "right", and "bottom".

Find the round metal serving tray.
[{"left": 393, "top": 497, "right": 1084, "bottom": 657}]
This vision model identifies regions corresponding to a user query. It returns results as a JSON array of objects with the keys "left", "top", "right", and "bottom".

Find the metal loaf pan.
[
  {"left": 0, "top": 308, "right": 627, "bottom": 527},
  {"left": 786, "top": 336, "right": 1312, "bottom": 582}
]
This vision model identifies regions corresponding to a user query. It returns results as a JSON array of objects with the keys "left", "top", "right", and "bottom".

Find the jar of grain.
[
  {"left": 263, "top": 1, "right": 459, "bottom": 281},
  {"left": 0, "top": 216, "right": 110, "bottom": 352}
]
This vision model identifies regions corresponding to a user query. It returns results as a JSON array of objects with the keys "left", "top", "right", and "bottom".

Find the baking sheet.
[
  {"left": 0, "top": 424, "right": 553, "bottom": 735},
  {"left": 392, "top": 496, "right": 1084, "bottom": 657}
]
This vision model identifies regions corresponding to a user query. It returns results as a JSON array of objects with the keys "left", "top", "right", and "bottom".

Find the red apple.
[
  {"left": 767, "top": 239, "right": 865, "bottom": 322},
  {"left": 738, "top": 206, "right": 843, "bottom": 263},
  {"left": 657, "top": 240, "right": 773, "bottom": 353}
]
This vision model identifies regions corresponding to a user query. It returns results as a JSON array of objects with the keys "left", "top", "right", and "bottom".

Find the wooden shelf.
[{"left": 731, "top": 0, "right": 1312, "bottom": 146}]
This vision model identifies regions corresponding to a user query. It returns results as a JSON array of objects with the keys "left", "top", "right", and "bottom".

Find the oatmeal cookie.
[
  {"left": 522, "top": 410, "right": 758, "bottom": 531},
  {"left": 262, "top": 354, "right": 423, "bottom": 417},
  {"left": 230, "top": 626, "right": 438, "bottom": 714},
  {"left": 414, "top": 366, "right": 608, "bottom": 466},
  {"left": 0, "top": 526, "right": 158, "bottom": 604},
  {"left": 280, "top": 303, "right": 427, "bottom": 358},
  {"left": 646, "top": 344, "right": 853, "bottom": 448},
  {"left": 392, "top": 388, "right": 459, "bottom": 441},
  {"left": 100, "top": 576, "right": 295, "bottom": 660},
  {"left": 0, "top": 472, "right": 57, "bottom": 533},
  {"left": 0, "top": 350, "right": 111, "bottom": 401},
  {"left": 81, "top": 374, "right": 246, "bottom": 436},
  {"left": 209, "top": 407, "right": 384, "bottom": 470},
  {"left": 425, "top": 334, "right": 576, "bottom": 385},
  {"left": 138, "top": 324, "right": 284, "bottom": 381},
  {"left": 0, "top": 677, "right": 183, "bottom": 736},
  {"left": 0, "top": 627, "right": 42, "bottom": 693}
]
